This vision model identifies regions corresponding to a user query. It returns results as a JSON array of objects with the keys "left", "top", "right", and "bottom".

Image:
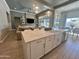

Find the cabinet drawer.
[
  {"left": 46, "top": 36, "right": 54, "bottom": 41},
  {"left": 31, "top": 39, "right": 45, "bottom": 46}
]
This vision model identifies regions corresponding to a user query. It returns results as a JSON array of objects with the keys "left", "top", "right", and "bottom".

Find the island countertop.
[{"left": 21, "top": 30, "right": 55, "bottom": 43}]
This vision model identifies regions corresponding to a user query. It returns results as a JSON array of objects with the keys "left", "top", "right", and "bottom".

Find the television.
[{"left": 27, "top": 18, "right": 34, "bottom": 23}]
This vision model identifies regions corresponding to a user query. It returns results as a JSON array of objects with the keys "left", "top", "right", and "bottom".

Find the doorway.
[{"left": 65, "top": 18, "right": 79, "bottom": 40}]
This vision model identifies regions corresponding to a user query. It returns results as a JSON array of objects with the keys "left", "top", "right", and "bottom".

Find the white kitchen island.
[{"left": 21, "top": 29, "right": 65, "bottom": 59}]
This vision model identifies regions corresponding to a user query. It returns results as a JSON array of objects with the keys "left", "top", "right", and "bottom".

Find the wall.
[
  {"left": 64, "top": 8, "right": 79, "bottom": 18},
  {"left": 0, "top": 0, "right": 10, "bottom": 40},
  {"left": 1, "top": 0, "right": 10, "bottom": 12},
  {"left": 55, "top": 7, "right": 79, "bottom": 29},
  {"left": 54, "top": 1, "right": 79, "bottom": 29},
  {"left": 59, "top": 8, "right": 79, "bottom": 28}
]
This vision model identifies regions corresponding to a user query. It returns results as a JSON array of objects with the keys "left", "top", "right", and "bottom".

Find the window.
[{"left": 39, "top": 15, "right": 50, "bottom": 27}]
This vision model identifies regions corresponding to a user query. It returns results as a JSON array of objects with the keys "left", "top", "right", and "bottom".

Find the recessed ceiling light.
[
  {"left": 33, "top": 4, "right": 35, "bottom": 7},
  {"left": 47, "top": 11, "right": 51, "bottom": 16},
  {"left": 47, "top": 11, "right": 50, "bottom": 14},
  {"left": 35, "top": 6, "right": 39, "bottom": 9},
  {"left": 35, "top": 11, "right": 39, "bottom": 13},
  {"left": 14, "top": 8, "right": 16, "bottom": 9}
]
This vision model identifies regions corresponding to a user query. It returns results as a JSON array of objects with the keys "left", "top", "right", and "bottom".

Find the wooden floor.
[
  {"left": 0, "top": 31, "right": 79, "bottom": 59},
  {"left": 0, "top": 31, "right": 24, "bottom": 59},
  {"left": 42, "top": 35, "right": 79, "bottom": 59}
]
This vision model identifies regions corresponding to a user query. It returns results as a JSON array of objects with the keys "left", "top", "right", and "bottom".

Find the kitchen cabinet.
[
  {"left": 45, "top": 35, "right": 55, "bottom": 54},
  {"left": 22, "top": 30, "right": 65, "bottom": 59},
  {"left": 22, "top": 40, "right": 31, "bottom": 59},
  {"left": 55, "top": 31, "right": 63, "bottom": 46},
  {"left": 30, "top": 39, "right": 45, "bottom": 59}
]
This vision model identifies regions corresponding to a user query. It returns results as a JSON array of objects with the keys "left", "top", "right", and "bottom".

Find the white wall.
[
  {"left": 61, "top": 8, "right": 79, "bottom": 28},
  {"left": 0, "top": 0, "right": 10, "bottom": 13},
  {"left": 65, "top": 9, "right": 79, "bottom": 18},
  {"left": 54, "top": 1, "right": 79, "bottom": 29},
  {"left": 54, "top": 1, "right": 79, "bottom": 20},
  {"left": 0, "top": 0, "right": 10, "bottom": 37},
  {"left": 55, "top": 1, "right": 79, "bottom": 13}
]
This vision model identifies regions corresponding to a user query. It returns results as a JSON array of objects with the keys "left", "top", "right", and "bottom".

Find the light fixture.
[
  {"left": 47, "top": 11, "right": 50, "bottom": 14},
  {"left": 33, "top": 4, "right": 35, "bottom": 7},
  {"left": 35, "top": 6, "right": 39, "bottom": 9},
  {"left": 14, "top": 8, "right": 16, "bottom": 9},
  {"left": 35, "top": 11, "right": 39, "bottom": 13},
  {"left": 47, "top": 11, "right": 51, "bottom": 16}
]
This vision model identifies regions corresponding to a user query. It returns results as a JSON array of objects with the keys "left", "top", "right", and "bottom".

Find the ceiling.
[
  {"left": 6, "top": 0, "right": 50, "bottom": 13},
  {"left": 45, "top": 0, "right": 68, "bottom": 6},
  {"left": 5, "top": 0, "right": 77, "bottom": 13},
  {"left": 5, "top": 0, "right": 33, "bottom": 10},
  {"left": 55, "top": 1, "right": 79, "bottom": 13}
]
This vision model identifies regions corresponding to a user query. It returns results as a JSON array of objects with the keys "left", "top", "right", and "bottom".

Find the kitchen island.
[{"left": 21, "top": 29, "right": 65, "bottom": 59}]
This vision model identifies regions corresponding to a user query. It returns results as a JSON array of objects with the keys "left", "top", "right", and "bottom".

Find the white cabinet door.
[
  {"left": 55, "top": 32, "right": 63, "bottom": 46},
  {"left": 31, "top": 39, "right": 45, "bottom": 59},
  {"left": 45, "top": 36, "right": 54, "bottom": 54},
  {"left": 58, "top": 33, "right": 63, "bottom": 44},
  {"left": 55, "top": 34, "right": 59, "bottom": 46}
]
